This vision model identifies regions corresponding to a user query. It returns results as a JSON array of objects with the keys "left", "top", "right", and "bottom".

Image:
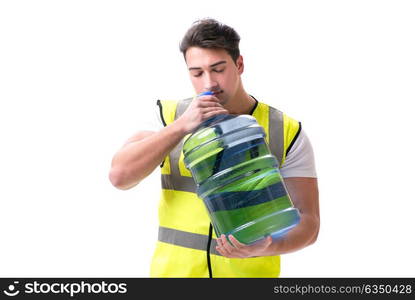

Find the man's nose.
[{"left": 203, "top": 73, "right": 219, "bottom": 92}]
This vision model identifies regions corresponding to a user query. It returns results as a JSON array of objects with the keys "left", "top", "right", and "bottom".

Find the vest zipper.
[{"left": 207, "top": 223, "right": 213, "bottom": 278}]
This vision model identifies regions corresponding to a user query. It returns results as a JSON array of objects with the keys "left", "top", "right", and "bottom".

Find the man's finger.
[
  {"left": 215, "top": 246, "right": 226, "bottom": 257},
  {"left": 199, "top": 101, "right": 223, "bottom": 108},
  {"left": 216, "top": 237, "right": 232, "bottom": 256},
  {"left": 221, "top": 234, "right": 236, "bottom": 253},
  {"left": 197, "top": 95, "right": 220, "bottom": 103},
  {"left": 258, "top": 236, "right": 273, "bottom": 248},
  {"left": 228, "top": 235, "right": 245, "bottom": 249},
  {"left": 201, "top": 107, "right": 226, "bottom": 114}
]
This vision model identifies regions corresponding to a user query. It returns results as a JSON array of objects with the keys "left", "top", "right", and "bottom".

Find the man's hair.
[{"left": 179, "top": 18, "right": 241, "bottom": 63}]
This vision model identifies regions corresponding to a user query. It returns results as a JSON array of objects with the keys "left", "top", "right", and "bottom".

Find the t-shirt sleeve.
[{"left": 279, "top": 129, "right": 318, "bottom": 178}]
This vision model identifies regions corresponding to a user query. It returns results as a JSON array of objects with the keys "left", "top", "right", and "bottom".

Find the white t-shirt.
[{"left": 140, "top": 105, "right": 317, "bottom": 178}]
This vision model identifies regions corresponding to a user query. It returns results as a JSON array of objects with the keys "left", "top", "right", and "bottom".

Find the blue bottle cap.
[{"left": 198, "top": 91, "right": 214, "bottom": 96}]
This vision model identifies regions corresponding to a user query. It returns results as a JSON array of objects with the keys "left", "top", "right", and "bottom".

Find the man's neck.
[{"left": 225, "top": 89, "right": 257, "bottom": 115}]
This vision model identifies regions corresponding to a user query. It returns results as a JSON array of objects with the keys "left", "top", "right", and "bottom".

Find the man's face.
[{"left": 185, "top": 47, "right": 243, "bottom": 105}]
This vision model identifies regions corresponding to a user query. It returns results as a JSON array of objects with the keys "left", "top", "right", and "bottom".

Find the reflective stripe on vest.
[
  {"left": 158, "top": 226, "right": 222, "bottom": 256},
  {"left": 151, "top": 97, "right": 300, "bottom": 278}
]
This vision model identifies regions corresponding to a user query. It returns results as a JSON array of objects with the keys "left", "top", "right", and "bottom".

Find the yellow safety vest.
[{"left": 150, "top": 96, "right": 301, "bottom": 277}]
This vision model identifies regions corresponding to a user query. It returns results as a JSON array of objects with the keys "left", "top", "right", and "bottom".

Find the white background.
[{"left": 1, "top": 0, "right": 414, "bottom": 277}]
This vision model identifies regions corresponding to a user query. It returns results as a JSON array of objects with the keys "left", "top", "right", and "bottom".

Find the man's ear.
[{"left": 236, "top": 55, "right": 244, "bottom": 74}]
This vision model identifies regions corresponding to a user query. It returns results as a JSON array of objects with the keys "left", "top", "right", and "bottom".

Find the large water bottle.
[{"left": 183, "top": 92, "right": 300, "bottom": 245}]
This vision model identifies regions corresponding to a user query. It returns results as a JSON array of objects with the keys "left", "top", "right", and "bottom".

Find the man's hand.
[
  {"left": 215, "top": 234, "right": 273, "bottom": 258},
  {"left": 176, "top": 94, "right": 228, "bottom": 134}
]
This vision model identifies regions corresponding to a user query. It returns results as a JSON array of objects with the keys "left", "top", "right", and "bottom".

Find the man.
[{"left": 109, "top": 18, "right": 319, "bottom": 277}]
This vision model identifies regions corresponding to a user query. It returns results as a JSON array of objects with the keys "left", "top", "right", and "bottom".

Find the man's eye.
[
  {"left": 193, "top": 72, "right": 203, "bottom": 77},
  {"left": 213, "top": 69, "right": 224, "bottom": 73}
]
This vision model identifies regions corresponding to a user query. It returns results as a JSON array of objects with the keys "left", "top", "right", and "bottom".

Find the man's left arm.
[{"left": 215, "top": 177, "right": 320, "bottom": 258}]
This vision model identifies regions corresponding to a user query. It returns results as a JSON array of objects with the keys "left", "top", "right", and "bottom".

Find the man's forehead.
[{"left": 185, "top": 47, "right": 230, "bottom": 68}]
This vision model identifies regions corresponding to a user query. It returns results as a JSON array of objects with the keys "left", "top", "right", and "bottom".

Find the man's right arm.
[{"left": 109, "top": 95, "right": 227, "bottom": 190}]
